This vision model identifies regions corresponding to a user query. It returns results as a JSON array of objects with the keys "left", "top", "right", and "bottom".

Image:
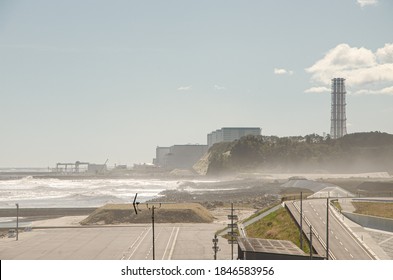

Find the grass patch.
[
  {"left": 352, "top": 202, "right": 393, "bottom": 219},
  {"left": 245, "top": 207, "right": 310, "bottom": 253},
  {"left": 242, "top": 203, "right": 280, "bottom": 224},
  {"left": 332, "top": 201, "right": 342, "bottom": 212}
]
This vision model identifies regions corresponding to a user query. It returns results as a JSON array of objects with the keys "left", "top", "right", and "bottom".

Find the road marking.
[
  {"left": 335, "top": 236, "right": 338, "bottom": 240},
  {"left": 350, "top": 254, "right": 354, "bottom": 258},
  {"left": 145, "top": 228, "right": 164, "bottom": 260},
  {"left": 322, "top": 221, "right": 325, "bottom": 225},
  {"left": 162, "top": 227, "right": 176, "bottom": 260},
  {"left": 127, "top": 227, "right": 152, "bottom": 260},
  {"left": 339, "top": 241, "right": 343, "bottom": 245},
  {"left": 168, "top": 227, "right": 180, "bottom": 260},
  {"left": 329, "top": 202, "right": 375, "bottom": 259},
  {"left": 121, "top": 227, "right": 148, "bottom": 260},
  {"left": 316, "top": 212, "right": 319, "bottom": 216},
  {"left": 344, "top": 247, "right": 349, "bottom": 252}
]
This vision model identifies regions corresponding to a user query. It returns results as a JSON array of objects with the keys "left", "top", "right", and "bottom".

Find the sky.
[{"left": 0, "top": 0, "right": 392, "bottom": 167}]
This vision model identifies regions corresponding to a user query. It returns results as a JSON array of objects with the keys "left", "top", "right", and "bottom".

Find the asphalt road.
[
  {"left": 0, "top": 223, "right": 233, "bottom": 260},
  {"left": 291, "top": 199, "right": 374, "bottom": 260}
]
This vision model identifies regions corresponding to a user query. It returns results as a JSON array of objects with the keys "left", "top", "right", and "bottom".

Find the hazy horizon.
[{"left": 1, "top": 0, "right": 392, "bottom": 167}]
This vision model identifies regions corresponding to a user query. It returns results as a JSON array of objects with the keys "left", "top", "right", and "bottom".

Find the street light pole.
[
  {"left": 16, "top": 203, "right": 19, "bottom": 241},
  {"left": 152, "top": 205, "right": 155, "bottom": 260},
  {"left": 326, "top": 197, "right": 329, "bottom": 260},
  {"left": 309, "top": 225, "right": 313, "bottom": 260},
  {"left": 300, "top": 192, "right": 303, "bottom": 250}
]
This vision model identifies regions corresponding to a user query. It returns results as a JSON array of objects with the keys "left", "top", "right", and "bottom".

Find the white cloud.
[
  {"left": 376, "top": 43, "right": 393, "bottom": 63},
  {"left": 304, "top": 86, "right": 331, "bottom": 93},
  {"left": 214, "top": 85, "right": 226, "bottom": 90},
  {"left": 274, "top": 68, "right": 293, "bottom": 75},
  {"left": 305, "top": 43, "right": 393, "bottom": 95},
  {"left": 177, "top": 85, "right": 192, "bottom": 91},
  {"left": 354, "top": 86, "right": 393, "bottom": 95},
  {"left": 357, "top": 0, "right": 378, "bottom": 8}
]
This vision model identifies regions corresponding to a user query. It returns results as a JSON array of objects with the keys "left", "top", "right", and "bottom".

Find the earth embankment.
[{"left": 80, "top": 203, "right": 214, "bottom": 225}]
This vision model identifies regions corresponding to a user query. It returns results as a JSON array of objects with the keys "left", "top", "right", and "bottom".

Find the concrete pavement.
[{"left": 0, "top": 223, "right": 234, "bottom": 260}]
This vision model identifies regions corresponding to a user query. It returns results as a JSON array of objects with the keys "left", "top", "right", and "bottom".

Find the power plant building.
[
  {"left": 153, "top": 145, "right": 208, "bottom": 170},
  {"left": 207, "top": 127, "right": 261, "bottom": 147},
  {"left": 330, "top": 78, "right": 347, "bottom": 139}
]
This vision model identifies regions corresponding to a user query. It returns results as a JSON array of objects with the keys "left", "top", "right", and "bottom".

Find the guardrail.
[{"left": 286, "top": 201, "right": 336, "bottom": 260}]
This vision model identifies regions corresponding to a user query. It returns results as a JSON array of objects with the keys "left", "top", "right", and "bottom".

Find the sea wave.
[{"left": 0, "top": 178, "right": 214, "bottom": 208}]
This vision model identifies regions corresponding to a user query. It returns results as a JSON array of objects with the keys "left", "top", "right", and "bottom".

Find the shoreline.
[{"left": 1, "top": 170, "right": 391, "bottom": 181}]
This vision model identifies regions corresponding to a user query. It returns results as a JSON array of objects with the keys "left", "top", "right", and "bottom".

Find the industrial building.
[
  {"left": 330, "top": 78, "right": 347, "bottom": 139},
  {"left": 55, "top": 161, "right": 107, "bottom": 174},
  {"left": 153, "top": 145, "right": 208, "bottom": 170},
  {"left": 207, "top": 127, "right": 261, "bottom": 148}
]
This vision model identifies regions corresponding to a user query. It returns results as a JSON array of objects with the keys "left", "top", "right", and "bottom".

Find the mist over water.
[{"left": 0, "top": 177, "right": 212, "bottom": 208}]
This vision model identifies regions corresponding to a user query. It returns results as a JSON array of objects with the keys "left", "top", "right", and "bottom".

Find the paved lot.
[
  {"left": 0, "top": 223, "right": 234, "bottom": 260},
  {"left": 367, "top": 230, "right": 393, "bottom": 259}
]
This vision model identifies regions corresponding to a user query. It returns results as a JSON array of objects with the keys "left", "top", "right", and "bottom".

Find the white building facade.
[{"left": 207, "top": 127, "right": 262, "bottom": 147}]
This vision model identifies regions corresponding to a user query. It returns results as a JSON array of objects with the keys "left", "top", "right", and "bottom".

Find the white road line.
[
  {"left": 121, "top": 227, "right": 148, "bottom": 260},
  {"left": 162, "top": 227, "right": 176, "bottom": 260},
  {"left": 127, "top": 227, "right": 152, "bottom": 260},
  {"left": 344, "top": 247, "right": 349, "bottom": 252},
  {"left": 339, "top": 241, "right": 343, "bottom": 245},
  {"left": 168, "top": 227, "right": 180, "bottom": 260},
  {"left": 335, "top": 236, "right": 338, "bottom": 240},
  {"left": 350, "top": 254, "right": 354, "bottom": 258},
  {"left": 329, "top": 203, "right": 375, "bottom": 259},
  {"left": 145, "top": 229, "right": 163, "bottom": 259},
  {"left": 322, "top": 221, "right": 325, "bottom": 225}
]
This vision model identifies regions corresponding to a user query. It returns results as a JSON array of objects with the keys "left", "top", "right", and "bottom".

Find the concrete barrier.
[{"left": 342, "top": 211, "right": 393, "bottom": 232}]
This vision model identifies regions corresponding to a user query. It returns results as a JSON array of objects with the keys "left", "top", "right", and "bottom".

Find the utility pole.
[
  {"left": 300, "top": 192, "right": 303, "bottom": 250},
  {"left": 230, "top": 203, "right": 234, "bottom": 260},
  {"left": 147, "top": 203, "right": 161, "bottom": 260},
  {"left": 16, "top": 203, "right": 19, "bottom": 241},
  {"left": 151, "top": 205, "right": 156, "bottom": 260},
  {"left": 132, "top": 193, "right": 161, "bottom": 261},
  {"left": 326, "top": 197, "right": 329, "bottom": 260},
  {"left": 212, "top": 234, "right": 219, "bottom": 260},
  {"left": 227, "top": 203, "right": 238, "bottom": 260}
]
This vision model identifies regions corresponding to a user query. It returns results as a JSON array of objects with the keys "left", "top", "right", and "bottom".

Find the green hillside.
[{"left": 206, "top": 132, "right": 393, "bottom": 175}]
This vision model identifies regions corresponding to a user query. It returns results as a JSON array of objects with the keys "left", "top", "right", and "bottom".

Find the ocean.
[{"left": 0, "top": 176, "right": 219, "bottom": 209}]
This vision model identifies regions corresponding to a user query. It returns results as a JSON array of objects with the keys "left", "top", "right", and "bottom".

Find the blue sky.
[{"left": 0, "top": 0, "right": 392, "bottom": 167}]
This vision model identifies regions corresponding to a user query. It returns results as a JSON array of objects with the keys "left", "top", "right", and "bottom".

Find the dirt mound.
[{"left": 80, "top": 203, "right": 214, "bottom": 225}]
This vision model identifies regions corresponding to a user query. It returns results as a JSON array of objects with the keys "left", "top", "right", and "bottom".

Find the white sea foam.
[
  {"left": 0, "top": 178, "right": 168, "bottom": 207},
  {"left": 0, "top": 178, "right": 216, "bottom": 208}
]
